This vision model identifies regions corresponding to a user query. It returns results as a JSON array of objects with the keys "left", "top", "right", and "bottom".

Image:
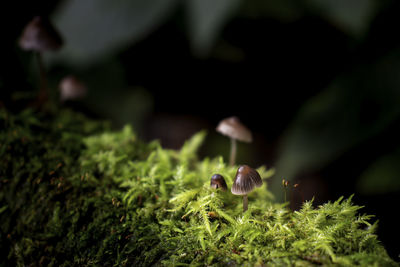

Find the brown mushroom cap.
[
  {"left": 19, "top": 16, "right": 63, "bottom": 52},
  {"left": 216, "top": 116, "right": 252, "bottom": 142},
  {"left": 210, "top": 174, "right": 227, "bottom": 191},
  {"left": 231, "top": 165, "right": 262, "bottom": 195}
]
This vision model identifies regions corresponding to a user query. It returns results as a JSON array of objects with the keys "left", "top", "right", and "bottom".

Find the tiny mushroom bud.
[
  {"left": 282, "top": 178, "right": 290, "bottom": 202},
  {"left": 59, "top": 75, "right": 87, "bottom": 102},
  {"left": 210, "top": 174, "right": 227, "bottom": 191},
  {"left": 231, "top": 165, "right": 262, "bottom": 212},
  {"left": 216, "top": 116, "right": 252, "bottom": 166},
  {"left": 282, "top": 179, "right": 289, "bottom": 187}
]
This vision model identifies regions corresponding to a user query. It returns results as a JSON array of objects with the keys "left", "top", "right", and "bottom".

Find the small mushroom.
[
  {"left": 18, "top": 16, "right": 63, "bottom": 105},
  {"left": 19, "top": 16, "right": 63, "bottom": 52},
  {"left": 59, "top": 75, "right": 87, "bottom": 102},
  {"left": 210, "top": 174, "right": 227, "bottom": 191},
  {"left": 231, "top": 165, "right": 262, "bottom": 212},
  {"left": 216, "top": 116, "right": 252, "bottom": 166}
]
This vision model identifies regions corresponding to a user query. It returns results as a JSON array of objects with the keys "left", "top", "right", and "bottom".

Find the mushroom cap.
[
  {"left": 59, "top": 75, "right": 87, "bottom": 102},
  {"left": 19, "top": 16, "right": 63, "bottom": 52},
  {"left": 210, "top": 174, "right": 227, "bottom": 191},
  {"left": 216, "top": 116, "right": 252, "bottom": 143},
  {"left": 231, "top": 165, "right": 262, "bottom": 195}
]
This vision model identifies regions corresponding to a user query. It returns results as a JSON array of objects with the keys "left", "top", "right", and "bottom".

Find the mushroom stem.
[
  {"left": 36, "top": 52, "right": 48, "bottom": 104},
  {"left": 229, "top": 138, "right": 237, "bottom": 166},
  {"left": 243, "top": 194, "right": 248, "bottom": 212}
]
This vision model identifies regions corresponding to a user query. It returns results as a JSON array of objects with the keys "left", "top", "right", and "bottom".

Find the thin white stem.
[{"left": 229, "top": 138, "right": 237, "bottom": 166}]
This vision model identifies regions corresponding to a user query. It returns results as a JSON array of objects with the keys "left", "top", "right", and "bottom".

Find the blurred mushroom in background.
[
  {"left": 59, "top": 75, "right": 87, "bottom": 102},
  {"left": 19, "top": 16, "right": 63, "bottom": 105},
  {"left": 216, "top": 116, "right": 252, "bottom": 166},
  {"left": 19, "top": 16, "right": 63, "bottom": 52}
]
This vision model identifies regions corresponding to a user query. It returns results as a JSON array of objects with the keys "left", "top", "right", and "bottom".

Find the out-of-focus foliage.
[
  {"left": 50, "top": 0, "right": 180, "bottom": 65},
  {"left": 240, "top": 0, "right": 303, "bottom": 22},
  {"left": 186, "top": 0, "right": 242, "bottom": 56},
  {"left": 303, "top": 0, "right": 378, "bottom": 36},
  {"left": 273, "top": 49, "right": 400, "bottom": 198},
  {"left": 48, "top": 0, "right": 384, "bottom": 66},
  {"left": 0, "top": 108, "right": 397, "bottom": 266},
  {"left": 49, "top": 0, "right": 243, "bottom": 64},
  {"left": 357, "top": 149, "right": 400, "bottom": 195}
]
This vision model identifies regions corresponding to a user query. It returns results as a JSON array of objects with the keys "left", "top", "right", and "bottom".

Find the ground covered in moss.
[{"left": 0, "top": 108, "right": 398, "bottom": 266}]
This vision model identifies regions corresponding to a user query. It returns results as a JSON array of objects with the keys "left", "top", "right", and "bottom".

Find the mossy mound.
[{"left": 0, "top": 109, "right": 398, "bottom": 266}]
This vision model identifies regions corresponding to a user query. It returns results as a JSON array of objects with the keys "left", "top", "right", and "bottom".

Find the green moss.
[{"left": 0, "top": 108, "right": 398, "bottom": 266}]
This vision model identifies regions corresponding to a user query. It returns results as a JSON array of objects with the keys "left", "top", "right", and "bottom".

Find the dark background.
[{"left": 1, "top": 0, "right": 400, "bottom": 260}]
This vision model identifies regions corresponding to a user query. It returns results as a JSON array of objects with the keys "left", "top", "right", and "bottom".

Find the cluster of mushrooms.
[
  {"left": 18, "top": 16, "right": 87, "bottom": 105},
  {"left": 211, "top": 117, "right": 263, "bottom": 212}
]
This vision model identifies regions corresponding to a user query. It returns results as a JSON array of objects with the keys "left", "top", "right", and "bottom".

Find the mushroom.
[
  {"left": 19, "top": 16, "right": 63, "bottom": 105},
  {"left": 19, "top": 16, "right": 63, "bottom": 52},
  {"left": 231, "top": 165, "right": 262, "bottom": 212},
  {"left": 210, "top": 174, "right": 227, "bottom": 191},
  {"left": 216, "top": 116, "right": 252, "bottom": 166},
  {"left": 59, "top": 75, "right": 87, "bottom": 102}
]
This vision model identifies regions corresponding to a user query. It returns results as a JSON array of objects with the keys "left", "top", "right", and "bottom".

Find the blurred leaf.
[
  {"left": 85, "top": 86, "right": 153, "bottom": 132},
  {"left": 357, "top": 151, "right": 400, "bottom": 195},
  {"left": 272, "top": 49, "right": 400, "bottom": 198},
  {"left": 116, "top": 87, "right": 154, "bottom": 128},
  {"left": 304, "top": 0, "right": 377, "bottom": 36},
  {"left": 186, "top": 0, "right": 242, "bottom": 57},
  {"left": 48, "top": 0, "right": 179, "bottom": 66},
  {"left": 240, "top": 0, "right": 303, "bottom": 22},
  {"left": 61, "top": 59, "right": 154, "bottom": 132}
]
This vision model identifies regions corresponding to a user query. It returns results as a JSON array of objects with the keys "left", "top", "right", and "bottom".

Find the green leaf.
[
  {"left": 304, "top": 0, "right": 377, "bottom": 36},
  {"left": 185, "top": 0, "right": 241, "bottom": 57},
  {"left": 50, "top": 0, "right": 180, "bottom": 65},
  {"left": 357, "top": 150, "right": 400, "bottom": 195}
]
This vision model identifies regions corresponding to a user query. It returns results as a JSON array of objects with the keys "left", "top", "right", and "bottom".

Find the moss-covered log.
[{"left": 0, "top": 109, "right": 398, "bottom": 266}]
